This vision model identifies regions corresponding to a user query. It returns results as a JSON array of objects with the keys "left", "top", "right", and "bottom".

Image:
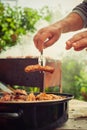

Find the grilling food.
[
  {"left": 24, "top": 64, "right": 55, "bottom": 73},
  {"left": 0, "top": 89, "right": 66, "bottom": 102},
  {"left": 36, "top": 93, "right": 64, "bottom": 100}
]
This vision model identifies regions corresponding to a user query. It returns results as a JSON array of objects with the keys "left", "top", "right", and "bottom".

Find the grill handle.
[{"left": 0, "top": 109, "right": 23, "bottom": 119}]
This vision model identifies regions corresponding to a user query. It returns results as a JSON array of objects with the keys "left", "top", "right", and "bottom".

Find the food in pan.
[
  {"left": 0, "top": 89, "right": 66, "bottom": 102},
  {"left": 24, "top": 64, "right": 55, "bottom": 73},
  {"left": 36, "top": 93, "right": 64, "bottom": 100}
]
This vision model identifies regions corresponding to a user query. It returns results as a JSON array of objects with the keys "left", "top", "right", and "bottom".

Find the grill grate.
[{"left": 0, "top": 58, "right": 44, "bottom": 92}]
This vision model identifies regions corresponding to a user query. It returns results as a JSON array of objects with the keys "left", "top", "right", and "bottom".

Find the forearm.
[{"left": 52, "top": 12, "right": 84, "bottom": 33}]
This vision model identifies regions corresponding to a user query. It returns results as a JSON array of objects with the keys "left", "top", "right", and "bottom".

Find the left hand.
[{"left": 65, "top": 31, "right": 87, "bottom": 51}]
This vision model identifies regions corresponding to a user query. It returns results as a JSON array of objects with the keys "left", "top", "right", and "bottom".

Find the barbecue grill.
[{"left": 0, "top": 58, "right": 73, "bottom": 130}]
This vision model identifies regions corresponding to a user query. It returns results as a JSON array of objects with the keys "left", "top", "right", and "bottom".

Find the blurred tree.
[{"left": 62, "top": 57, "right": 87, "bottom": 99}]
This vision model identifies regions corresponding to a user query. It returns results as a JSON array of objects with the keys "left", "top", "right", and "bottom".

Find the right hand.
[
  {"left": 33, "top": 25, "right": 62, "bottom": 52},
  {"left": 66, "top": 31, "right": 87, "bottom": 51}
]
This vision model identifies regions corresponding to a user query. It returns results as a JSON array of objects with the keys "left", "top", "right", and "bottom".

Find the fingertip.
[
  {"left": 72, "top": 42, "right": 77, "bottom": 47},
  {"left": 65, "top": 46, "right": 71, "bottom": 50},
  {"left": 66, "top": 40, "right": 71, "bottom": 46}
]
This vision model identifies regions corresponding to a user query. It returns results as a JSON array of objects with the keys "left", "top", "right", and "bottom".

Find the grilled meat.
[
  {"left": 0, "top": 89, "right": 66, "bottom": 102},
  {"left": 24, "top": 64, "right": 54, "bottom": 73}
]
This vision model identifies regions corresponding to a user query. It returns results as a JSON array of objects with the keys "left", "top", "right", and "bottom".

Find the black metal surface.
[
  {"left": 0, "top": 93, "right": 73, "bottom": 130},
  {"left": 0, "top": 58, "right": 44, "bottom": 91}
]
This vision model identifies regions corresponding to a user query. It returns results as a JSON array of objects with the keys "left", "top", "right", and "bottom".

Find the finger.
[
  {"left": 72, "top": 38, "right": 87, "bottom": 50},
  {"left": 44, "top": 35, "right": 59, "bottom": 48},
  {"left": 65, "top": 32, "right": 85, "bottom": 50},
  {"left": 65, "top": 40, "right": 73, "bottom": 50},
  {"left": 65, "top": 32, "right": 87, "bottom": 50},
  {"left": 37, "top": 39, "right": 44, "bottom": 52},
  {"left": 33, "top": 34, "right": 45, "bottom": 51},
  {"left": 65, "top": 37, "right": 81, "bottom": 50},
  {"left": 68, "top": 32, "right": 84, "bottom": 43},
  {"left": 73, "top": 46, "right": 86, "bottom": 51},
  {"left": 33, "top": 34, "right": 40, "bottom": 49},
  {"left": 34, "top": 32, "right": 52, "bottom": 51}
]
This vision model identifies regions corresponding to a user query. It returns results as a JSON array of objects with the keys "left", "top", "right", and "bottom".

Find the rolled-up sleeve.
[{"left": 72, "top": 0, "right": 87, "bottom": 28}]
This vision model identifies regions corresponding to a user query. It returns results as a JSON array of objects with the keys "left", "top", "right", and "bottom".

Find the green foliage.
[
  {"left": 81, "top": 86, "right": 87, "bottom": 93},
  {"left": 13, "top": 85, "right": 60, "bottom": 93},
  {"left": 0, "top": 2, "right": 41, "bottom": 52},
  {"left": 62, "top": 57, "right": 87, "bottom": 99},
  {"left": 45, "top": 86, "right": 60, "bottom": 92},
  {"left": 0, "top": 3, "right": 56, "bottom": 52},
  {"left": 22, "top": 7, "right": 41, "bottom": 32},
  {"left": 13, "top": 85, "right": 40, "bottom": 93},
  {"left": 76, "top": 71, "right": 87, "bottom": 100}
]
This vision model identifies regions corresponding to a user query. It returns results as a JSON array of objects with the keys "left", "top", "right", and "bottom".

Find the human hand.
[
  {"left": 33, "top": 25, "right": 62, "bottom": 52},
  {"left": 66, "top": 31, "right": 87, "bottom": 51}
]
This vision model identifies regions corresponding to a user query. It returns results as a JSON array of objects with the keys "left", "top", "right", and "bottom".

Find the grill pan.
[{"left": 0, "top": 92, "right": 73, "bottom": 130}]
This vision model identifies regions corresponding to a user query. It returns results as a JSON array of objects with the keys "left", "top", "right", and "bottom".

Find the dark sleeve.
[{"left": 72, "top": 0, "right": 87, "bottom": 28}]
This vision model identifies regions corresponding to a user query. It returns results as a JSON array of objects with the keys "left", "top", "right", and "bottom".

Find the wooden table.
[{"left": 55, "top": 99, "right": 87, "bottom": 129}]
